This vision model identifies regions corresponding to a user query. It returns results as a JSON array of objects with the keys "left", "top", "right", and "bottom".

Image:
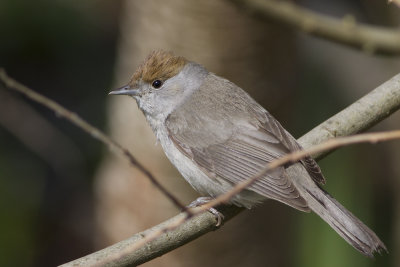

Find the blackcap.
[{"left": 110, "top": 50, "right": 386, "bottom": 256}]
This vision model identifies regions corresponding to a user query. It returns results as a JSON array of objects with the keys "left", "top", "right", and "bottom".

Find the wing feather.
[
  {"left": 165, "top": 74, "right": 325, "bottom": 210},
  {"left": 169, "top": 127, "right": 310, "bottom": 211}
]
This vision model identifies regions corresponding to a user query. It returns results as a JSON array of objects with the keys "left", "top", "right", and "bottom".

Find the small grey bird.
[{"left": 110, "top": 50, "right": 386, "bottom": 257}]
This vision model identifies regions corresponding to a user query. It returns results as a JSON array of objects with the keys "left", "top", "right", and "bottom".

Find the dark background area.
[
  {"left": 0, "top": 1, "right": 122, "bottom": 266},
  {"left": 0, "top": 1, "right": 399, "bottom": 266}
]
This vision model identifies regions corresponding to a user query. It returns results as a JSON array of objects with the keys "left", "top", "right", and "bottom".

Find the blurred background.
[{"left": 0, "top": 0, "right": 399, "bottom": 266}]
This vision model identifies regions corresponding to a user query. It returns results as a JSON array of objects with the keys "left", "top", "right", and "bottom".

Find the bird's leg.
[{"left": 187, "top": 197, "right": 225, "bottom": 227}]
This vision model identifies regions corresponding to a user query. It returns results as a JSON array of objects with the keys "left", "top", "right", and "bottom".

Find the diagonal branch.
[
  {"left": 60, "top": 73, "right": 400, "bottom": 266},
  {"left": 66, "top": 130, "right": 400, "bottom": 267},
  {"left": 230, "top": 0, "right": 400, "bottom": 55},
  {"left": 0, "top": 69, "right": 188, "bottom": 212}
]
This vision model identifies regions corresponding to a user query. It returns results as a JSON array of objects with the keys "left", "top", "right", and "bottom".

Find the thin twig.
[
  {"left": 0, "top": 69, "right": 188, "bottom": 212},
  {"left": 230, "top": 0, "right": 400, "bottom": 55},
  {"left": 197, "top": 130, "right": 400, "bottom": 212},
  {"left": 299, "top": 72, "right": 400, "bottom": 157}
]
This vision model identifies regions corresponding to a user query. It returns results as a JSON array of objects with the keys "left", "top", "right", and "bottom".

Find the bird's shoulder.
[{"left": 166, "top": 74, "right": 265, "bottom": 146}]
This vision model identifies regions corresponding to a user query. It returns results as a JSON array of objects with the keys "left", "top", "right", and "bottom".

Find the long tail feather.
[{"left": 287, "top": 164, "right": 387, "bottom": 257}]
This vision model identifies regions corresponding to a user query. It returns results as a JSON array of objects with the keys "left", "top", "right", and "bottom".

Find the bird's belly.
[{"left": 157, "top": 128, "right": 265, "bottom": 208}]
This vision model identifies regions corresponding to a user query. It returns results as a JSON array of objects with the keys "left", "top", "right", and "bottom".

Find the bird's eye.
[{"left": 152, "top": 80, "right": 163, "bottom": 89}]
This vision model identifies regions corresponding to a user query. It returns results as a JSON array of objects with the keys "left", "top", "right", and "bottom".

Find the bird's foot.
[{"left": 187, "top": 197, "right": 225, "bottom": 227}]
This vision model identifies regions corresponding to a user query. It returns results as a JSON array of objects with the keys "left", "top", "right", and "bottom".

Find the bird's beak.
[{"left": 109, "top": 85, "right": 140, "bottom": 96}]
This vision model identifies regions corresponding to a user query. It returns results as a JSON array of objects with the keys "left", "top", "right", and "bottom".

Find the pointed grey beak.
[{"left": 109, "top": 85, "right": 140, "bottom": 96}]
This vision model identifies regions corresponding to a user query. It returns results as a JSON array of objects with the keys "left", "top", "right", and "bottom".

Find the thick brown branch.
[
  {"left": 230, "top": 0, "right": 400, "bottom": 55},
  {"left": 60, "top": 73, "right": 400, "bottom": 266},
  {"left": 0, "top": 69, "right": 187, "bottom": 212}
]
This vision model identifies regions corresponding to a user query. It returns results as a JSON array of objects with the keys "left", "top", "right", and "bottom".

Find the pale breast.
[{"left": 155, "top": 123, "right": 265, "bottom": 208}]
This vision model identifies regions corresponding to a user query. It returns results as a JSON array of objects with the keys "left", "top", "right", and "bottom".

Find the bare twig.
[
  {"left": 0, "top": 89, "right": 83, "bottom": 173},
  {"left": 0, "top": 69, "right": 187, "bottom": 212},
  {"left": 61, "top": 73, "right": 400, "bottom": 267},
  {"left": 230, "top": 0, "right": 400, "bottom": 55},
  {"left": 198, "top": 130, "right": 400, "bottom": 212}
]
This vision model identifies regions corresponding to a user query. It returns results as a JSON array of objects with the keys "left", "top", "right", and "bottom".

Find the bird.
[{"left": 109, "top": 50, "right": 386, "bottom": 257}]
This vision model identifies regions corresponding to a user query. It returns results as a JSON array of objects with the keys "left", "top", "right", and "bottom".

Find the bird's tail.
[{"left": 287, "top": 164, "right": 387, "bottom": 257}]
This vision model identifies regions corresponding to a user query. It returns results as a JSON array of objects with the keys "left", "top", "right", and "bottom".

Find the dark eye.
[{"left": 152, "top": 80, "right": 163, "bottom": 89}]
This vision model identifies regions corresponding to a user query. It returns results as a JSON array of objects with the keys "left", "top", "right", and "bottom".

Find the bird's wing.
[
  {"left": 167, "top": 115, "right": 312, "bottom": 211},
  {"left": 259, "top": 112, "right": 325, "bottom": 185}
]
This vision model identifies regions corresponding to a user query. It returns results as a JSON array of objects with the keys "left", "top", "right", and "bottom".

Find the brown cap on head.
[{"left": 129, "top": 50, "right": 188, "bottom": 87}]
